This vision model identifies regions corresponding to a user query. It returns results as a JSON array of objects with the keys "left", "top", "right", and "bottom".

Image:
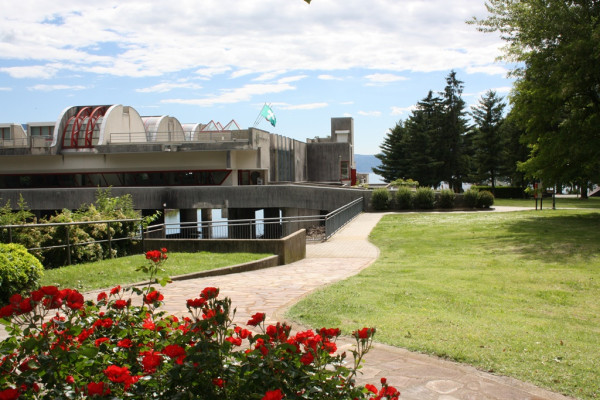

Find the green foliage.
[
  {"left": 390, "top": 178, "right": 418, "bottom": 188},
  {"left": 371, "top": 188, "right": 390, "bottom": 211},
  {"left": 463, "top": 189, "right": 479, "bottom": 208},
  {"left": 477, "top": 190, "right": 495, "bottom": 208},
  {"left": 437, "top": 189, "right": 455, "bottom": 209},
  {"left": 375, "top": 71, "right": 470, "bottom": 190},
  {"left": 394, "top": 187, "right": 414, "bottom": 210},
  {"left": 413, "top": 187, "right": 435, "bottom": 209},
  {"left": 470, "top": 90, "right": 506, "bottom": 189},
  {"left": 0, "top": 243, "right": 44, "bottom": 304},
  {"left": 471, "top": 0, "right": 600, "bottom": 192}
]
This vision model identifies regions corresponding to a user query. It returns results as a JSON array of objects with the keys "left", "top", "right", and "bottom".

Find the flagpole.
[{"left": 253, "top": 103, "right": 266, "bottom": 128}]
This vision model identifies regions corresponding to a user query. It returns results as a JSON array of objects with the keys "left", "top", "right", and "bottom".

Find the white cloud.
[
  {"left": 0, "top": 87, "right": 12, "bottom": 91},
  {"left": 318, "top": 74, "right": 342, "bottom": 81},
  {"left": 136, "top": 82, "right": 202, "bottom": 93},
  {"left": 391, "top": 105, "right": 416, "bottom": 116},
  {"left": 0, "top": 1, "right": 506, "bottom": 79},
  {"left": 358, "top": 111, "right": 382, "bottom": 117},
  {"left": 365, "top": 73, "right": 408, "bottom": 85},
  {"left": 278, "top": 75, "right": 308, "bottom": 84},
  {"left": 162, "top": 83, "right": 295, "bottom": 107},
  {"left": 0, "top": 65, "right": 58, "bottom": 79},
  {"left": 277, "top": 102, "right": 328, "bottom": 110},
  {"left": 27, "top": 84, "right": 87, "bottom": 91}
]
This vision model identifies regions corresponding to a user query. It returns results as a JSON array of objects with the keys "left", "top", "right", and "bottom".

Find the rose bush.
[{"left": 0, "top": 248, "right": 400, "bottom": 399}]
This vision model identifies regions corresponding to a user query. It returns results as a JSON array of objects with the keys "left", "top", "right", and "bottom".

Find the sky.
[{"left": 0, "top": 0, "right": 514, "bottom": 155}]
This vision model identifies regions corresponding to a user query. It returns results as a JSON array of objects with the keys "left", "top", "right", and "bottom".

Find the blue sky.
[{"left": 0, "top": 0, "right": 513, "bottom": 155}]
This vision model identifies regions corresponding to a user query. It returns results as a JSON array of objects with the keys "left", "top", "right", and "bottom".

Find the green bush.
[
  {"left": 477, "top": 190, "right": 495, "bottom": 208},
  {"left": 0, "top": 243, "right": 44, "bottom": 304},
  {"left": 371, "top": 188, "right": 390, "bottom": 211},
  {"left": 394, "top": 187, "right": 414, "bottom": 210},
  {"left": 413, "top": 187, "right": 435, "bottom": 209},
  {"left": 463, "top": 189, "right": 479, "bottom": 208},
  {"left": 437, "top": 189, "right": 455, "bottom": 209}
]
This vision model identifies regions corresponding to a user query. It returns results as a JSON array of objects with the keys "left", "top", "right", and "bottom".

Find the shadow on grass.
[{"left": 501, "top": 212, "right": 600, "bottom": 263}]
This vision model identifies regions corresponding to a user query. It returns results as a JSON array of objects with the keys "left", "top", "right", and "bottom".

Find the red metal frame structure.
[{"left": 62, "top": 106, "right": 107, "bottom": 149}]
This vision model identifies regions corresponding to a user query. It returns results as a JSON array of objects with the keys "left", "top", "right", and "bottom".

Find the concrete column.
[
  {"left": 227, "top": 208, "right": 255, "bottom": 239},
  {"left": 200, "top": 208, "right": 212, "bottom": 239},
  {"left": 263, "top": 208, "right": 282, "bottom": 239},
  {"left": 282, "top": 207, "right": 319, "bottom": 236},
  {"left": 180, "top": 208, "right": 198, "bottom": 239}
]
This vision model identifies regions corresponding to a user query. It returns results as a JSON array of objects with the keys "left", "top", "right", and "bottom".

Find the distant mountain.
[{"left": 354, "top": 154, "right": 380, "bottom": 173}]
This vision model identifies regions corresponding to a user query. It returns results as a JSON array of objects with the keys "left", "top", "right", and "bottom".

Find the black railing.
[
  {"left": 0, "top": 219, "right": 143, "bottom": 265},
  {"left": 144, "top": 198, "right": 364, "bottom": 242}
]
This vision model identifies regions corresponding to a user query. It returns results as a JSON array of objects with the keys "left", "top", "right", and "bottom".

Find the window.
[
  {"left": 0, "top": 127, "right": 10, "bottom": 140},
  {"left": 340, "top": 161, "right": 349, "bottom": 180},
  {"left": 30, "top": 126, "right": 52, "bottom": 137}
]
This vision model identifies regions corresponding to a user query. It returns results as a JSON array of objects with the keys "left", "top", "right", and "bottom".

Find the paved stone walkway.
[
  {"left": 2, "top": 207, "right": 575, "bottom": 399},
  {"left": 143, "top": 208, "right": 572, "bottom": 399}
]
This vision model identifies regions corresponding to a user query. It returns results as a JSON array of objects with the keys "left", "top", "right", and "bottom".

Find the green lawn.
[
  {"left": 494, "top": 196, "right": 600, "bottom": 209},
  {"left": 41, "top": 251, "right": 273, "bottom": 292},
  {"left": 287, "top": 210, "right": 600, "bottom": 399}
]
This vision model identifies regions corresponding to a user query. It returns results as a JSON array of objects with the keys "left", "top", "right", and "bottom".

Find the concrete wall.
[
  {"left": 143, "top": 228, "right": 306, "bottom": 265},
  {"left": 0, "top": 184, "right": 369, "bottom": 213},
  {"left": 306, "top": 142, "right": 352, "bottom": 182}
]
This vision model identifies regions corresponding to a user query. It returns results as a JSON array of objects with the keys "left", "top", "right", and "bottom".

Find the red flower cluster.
[
  {"left": 145, "top": 248, "right": 167, "bottom": 263},
  {"left": 262, "top": 388, "right": 284, "bottom": 400},
  {"left": 200, "top": 286, "right": 219, "bottom": 299},
  {"left": 247, "top": 312, "right": 266, "bottom": 326},
  {"left": 104, "top": 365, "right": 140, "bottom": 390},
  {"left": 0, "top": 286, "right": 84, "bottom": 319},
  {"left": 365, "top": 377, "right": 400, "bottom": 400},
  {"left": 143, "top": 290, "right": 164, "bottom": 304},
  {"left": 353, "top": 327, "right": 376, "bottom": 340}
]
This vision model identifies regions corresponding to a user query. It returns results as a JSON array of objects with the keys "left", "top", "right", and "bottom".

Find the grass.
[
  {"left": 494, "top": 196, "right": 600, "bottom": 209},
  {"left": 41, "top": 251, "right": 273, "bottom": 292},
  {"left": 286, "top": 210, "right": 600, "bottom": 399}
]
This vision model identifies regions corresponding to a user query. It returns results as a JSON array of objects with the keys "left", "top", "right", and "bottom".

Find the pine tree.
[
  {"left": 471, "top": 90, "right": 506, "bottom": 190},
  {"left": 373, "top": 122, "right": 408, "bottom": 183}
]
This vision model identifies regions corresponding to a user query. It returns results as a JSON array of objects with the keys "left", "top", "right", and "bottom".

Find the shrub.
[
  {"left": 0, "top": 249, "right": 400, "bottom": 400},
  {"left": 0, "top": 243, "right": 44, "bottom": 304},
  {"left": 477, "top": 190, "right": 495, "bottom": 208},
  {"left": 395, "top": 187, "right": 414, "bottom": 210},
  {"left": 463, "top": 189, "right": 479, "bottom": 208},
  {"left": 437, "top": 189, "right": 455, "bottom": 209},
  {"left": 390, "top": 178, "right": 419, "bottom": 189},
  {"left": 371, "top": 188, "right": 390, "bottom": 210},
  {"left": 413, "top": 187, "right": 435, "bottom": 209},
  {"left": 471, "top": 185, "right": 526, "bottom": 198}
]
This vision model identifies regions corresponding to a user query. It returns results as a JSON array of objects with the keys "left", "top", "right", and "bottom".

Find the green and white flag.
[{"left": 260, "top": 104, "right": 276, "bottom": 127}]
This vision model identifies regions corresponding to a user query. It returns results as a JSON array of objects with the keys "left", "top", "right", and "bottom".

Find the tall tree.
[
  {"left": 470, "top": 90, "right": 506, "bottom": 190},
  {"left": 471, "top": 0, "right": 600, "bottom": 197},
  {"left": 500, "top": 112, "right": 530, "bottom": 189},
  {"left": 373, "top": 121, "right": 408, "bottom": 183},
  {"left": 437, "top": 71, "right": 470, "bottom": 192}
]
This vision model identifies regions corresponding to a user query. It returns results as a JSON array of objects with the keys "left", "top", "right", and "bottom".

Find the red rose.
[
  {"left": 365, "top": 383, "right": 378, "bottom": 394},
  {"left": 110, "top": 285, "right": 121, "bottom": 295},
  {"left": 261, "top": 389, "right": 284, "bottom": 400},
  {"left": 212, "top": 378, "right": 225, "bottom": 388},
  {"left": 97, "top": 292, "right": 108, "bottom": 302},
  {"left": 162, "top": 344, "right": 186, "bottom": 359},
  {"left": 62, "top": 289, "right": 84, "bottom": 310},
  {"left": 66, "top": 375, "right": 75, "bottom": 384},
  {"left": 300, "top": 351, "right": 314, "bottom": 365},
  {"left": 104, "top": 365, "right": 132, "bottom": 385},
  {"left": 0, "top": 388, "right": 19, "bottom": 400},
  {"left": 87, "top": 382, "right": 110, "bottom": 396},
  {"left": 113, "top": 299, "right": 128, "bottom": 310},
  {"left": 0, "top": 305, "right": 13, "bottom": 319},
  {"left": 95, "top": 337, "right": 110, "bottom": 347},
  {"left": 141, "top": 351, "right": 162, "bottom": 374},
  {"left": 186, "top": 298, "right": 206, "bottom": 308},
  {"left": 225, "top": 336, "right": 242, "bottom": 346},
  {"left": 200, "top": 287, "right": 219, "bottom": 299},
  {"left": 117, "top": 338, "right": 133, "bottom": 348},
  {"left": 247, "top": 312, "right": 265, "bottom": 326},
  {"left": 353, "top": 327, "right": 375, "bottom": 339},
  {"left": 144, "top": 290, "right": 164, "bottom": 304}
]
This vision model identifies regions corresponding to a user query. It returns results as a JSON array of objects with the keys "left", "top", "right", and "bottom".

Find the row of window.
[{"left": 0, "top": 170, "right": 232, "bottom": 189}]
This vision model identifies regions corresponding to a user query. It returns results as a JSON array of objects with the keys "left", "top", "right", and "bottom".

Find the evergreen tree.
[
  {"left": 436, "top": 71, "right": 470, "bottom": 192},
  {"left": 500, "top": 113, "right": 530, "bottom": 189},
  {"left": 470, "top": 90, "right": 506, "bottom": 190},
  {"left": 373, "top": 121, "right": 408, "bottom": 183}
]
